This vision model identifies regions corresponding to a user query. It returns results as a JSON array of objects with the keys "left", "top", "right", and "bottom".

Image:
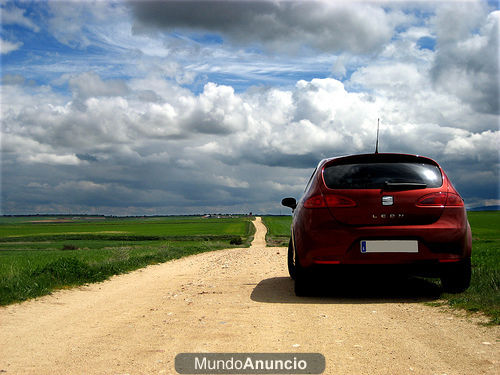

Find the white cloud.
[
  {"left": 186, "top": 82, "right": 249, "bottom": 134},
  {"left": 3, "top": 70, "right": 498, "bottom": 213},
  {"left": 27, "top": 182, "right": 50, "bottom": 189},
  {"left": 351, "top": 62, "right": 425, "bottom": 95},
  {"left": 69, "top": 72, "right": 129, "bottom": 99},
  {"left": 213, "top": 175, "right": 249, "bottom": 189},
  {"left": 432, "top": 0, "right": 487, "bottom": 43},
  {"left": 3, "top": 72, "right": 497, "bottom": 172},
  {"left": 443, "top": 130, "right": 500, "bottom": 162},
  {"left": 432, "top": 6, "right": 499, "bottom": 114},
  {"left": 56, "top": 180, "right": 108, "bottom": 191},
  {"left": 22, "top": 153, "right": 82, "bottom": 166},
  {"left": 47, "top": 1, "right": 113, "bottom": 48},
  {"left": 0, "top": 38, "right": 22, "bottom": 54},
  {"left": 1, "top": 3, "right": 40, "bottom": 32}
]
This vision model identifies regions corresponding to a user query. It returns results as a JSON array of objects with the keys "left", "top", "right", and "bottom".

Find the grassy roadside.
[
  {"left": 438, "top": 211, "right": 499, "bottom": 325},
  {"left": 261, "top": 215, "right": 292, "bottom": 247},
  {"left": 0, "top": 216, "right": 255, "bottom": 305},
  {"left": 262, "top": 212, "right": 500, "bottom": 325}
]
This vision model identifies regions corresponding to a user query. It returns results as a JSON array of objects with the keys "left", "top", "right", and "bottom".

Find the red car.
[{"left": 282, "top": 153, "right": 472, "bottom": 296}]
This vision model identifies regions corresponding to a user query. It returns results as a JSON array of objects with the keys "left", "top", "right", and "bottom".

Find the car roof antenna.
[{"left": 375, "top": 118, "right": 380, "bottom": 154}]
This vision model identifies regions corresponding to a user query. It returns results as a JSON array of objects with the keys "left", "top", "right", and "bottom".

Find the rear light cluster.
[
  {"left": 416, "top": 192, "right": 464, "bottom": 207},
  {"left": 304, "top": 192, "right": 463, "bottom": 208},
  {"left": 304, "top": 194, "right": 356, "bottom": 208}
]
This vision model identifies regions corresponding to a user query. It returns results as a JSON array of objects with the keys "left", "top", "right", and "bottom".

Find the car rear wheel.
[
  {"left": 294, "top": 251, "right": 312, "bottom": 297},
  {"left": 288, "top": 238, "right": 311, "bottom": 296},
  {"left": 294, "top": 263, "right": 311, "bottom": 296},
  {"left": 287, "top": 239, "right": 296, "bottom": 280},
  {"left": 440, "top": 258, "right": 471, "bottom": 293}
]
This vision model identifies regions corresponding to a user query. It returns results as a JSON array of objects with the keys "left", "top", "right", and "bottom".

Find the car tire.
[
  {"left": 440, "top": 258, "right": 471, "bottom": 293},
  {"left": 287, "top": 238, "right": 296, "bottom": 280},
  {"left": 294, "top": 255, "right": 311, "bottom": 297},
  {"left": 294, "top": 266, "right": 310, "bottom": 297}
]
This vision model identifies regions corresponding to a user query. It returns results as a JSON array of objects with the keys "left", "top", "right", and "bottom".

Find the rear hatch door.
[{"left": 321, "top": 155, "right": 446, "bottom": 226}]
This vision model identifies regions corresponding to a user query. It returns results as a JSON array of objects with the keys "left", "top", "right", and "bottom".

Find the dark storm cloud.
[
  {"left": 76, "top": 153, "right": 98, "bottom": 162},
  {"left": 220, "top": 151, "right": 320, "bottom": 169},
  {"left": 130, "top": 0, "right": 394, "bottom": 54}
]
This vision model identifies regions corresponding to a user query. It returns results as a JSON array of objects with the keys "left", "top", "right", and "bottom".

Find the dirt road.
[{"left": 1, "top": 217, "right": 498, "bottom": 374}]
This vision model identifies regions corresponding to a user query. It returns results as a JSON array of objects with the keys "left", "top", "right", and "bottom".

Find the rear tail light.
[
  {"left": 416, "top": 192, "right": 464, "bottom": 207},
  {"left": 304, "top": 194, "right": 356, "bottom": 208},
  {"left": 304, "top": 195, "right": 326, "bottom": 208},
  {"left": 325, "top": 195, "right": 357, "bottom": 207},
  {"left": 445, "top": 193, "right": 464, "bottom": 206},
  {"left": 416, "top": 192, "right": 447, "bottom": 206}
]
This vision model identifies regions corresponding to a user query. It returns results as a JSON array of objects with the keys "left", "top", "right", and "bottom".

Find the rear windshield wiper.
[{"left": 383, "top": 181, "right": 427, "bottom": 191}]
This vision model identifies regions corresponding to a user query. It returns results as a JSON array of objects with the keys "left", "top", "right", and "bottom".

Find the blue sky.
[
  {"left": 2, "top": 1, "right": 337, "bottom": 92},
  {"left": 1, "top": 0, "right": 499, "bottom": 215}
]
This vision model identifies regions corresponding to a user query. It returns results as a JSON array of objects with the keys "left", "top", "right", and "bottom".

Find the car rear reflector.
[
  {"left": 416, "top": 192, "right": 464, "bottom": 207},
  {"left": 315, "top": 260, "right": 341, "bottom": 264},
  {"left": 304, "top": 194, "right": 356, "bottom": 208}
]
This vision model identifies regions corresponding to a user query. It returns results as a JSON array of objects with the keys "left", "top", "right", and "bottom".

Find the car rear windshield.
[{"left": 323, "top": 162, "right": 443, "bottom": 189}]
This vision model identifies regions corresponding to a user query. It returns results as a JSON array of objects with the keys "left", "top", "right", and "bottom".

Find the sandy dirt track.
[{"left": 1, "top": 217, "right": 498, "bottom": 375}]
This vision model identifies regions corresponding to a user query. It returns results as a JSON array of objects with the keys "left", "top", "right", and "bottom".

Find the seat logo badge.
[{"left": 382, "top": 196, "right": 394, "bottom": 206}]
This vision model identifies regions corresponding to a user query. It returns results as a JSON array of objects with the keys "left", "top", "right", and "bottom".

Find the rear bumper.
[
  {"left": 299, "top": 262, "right": 459, "bottom": 279},
  {"left": 294, "top": 208, "right": 471, "bottom": 268}
]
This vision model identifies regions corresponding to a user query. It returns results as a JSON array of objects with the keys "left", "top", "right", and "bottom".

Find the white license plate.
[{"left": 360, "top": 240, "right": 418, "bottom": 253}]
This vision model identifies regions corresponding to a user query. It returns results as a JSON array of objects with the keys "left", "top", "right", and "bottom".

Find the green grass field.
[
  {"left": 261, "top": 215, "right": 292, "bottom": 247},
  {"left": 262, "top": 212, "right": 500, "bottom": 324},
  {"left": 445, "top": 211, "right": 500, "bottom": 324},
  {"left": 0, "top": 216, "right": 255, "bottom": 305}
]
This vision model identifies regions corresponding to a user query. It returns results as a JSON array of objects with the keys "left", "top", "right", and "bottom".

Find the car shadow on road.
[{"left": 250, "top": 276, "right": 442, "bottom": 304}]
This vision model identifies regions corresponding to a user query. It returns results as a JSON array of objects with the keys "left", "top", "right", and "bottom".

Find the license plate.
[{"left": 360, "top": 240, "right": 418, "bottom": 253}]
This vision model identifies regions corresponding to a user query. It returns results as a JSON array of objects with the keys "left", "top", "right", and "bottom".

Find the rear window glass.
[{"left": 323, "top": 162, "right": 443, "bottom": 189}]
